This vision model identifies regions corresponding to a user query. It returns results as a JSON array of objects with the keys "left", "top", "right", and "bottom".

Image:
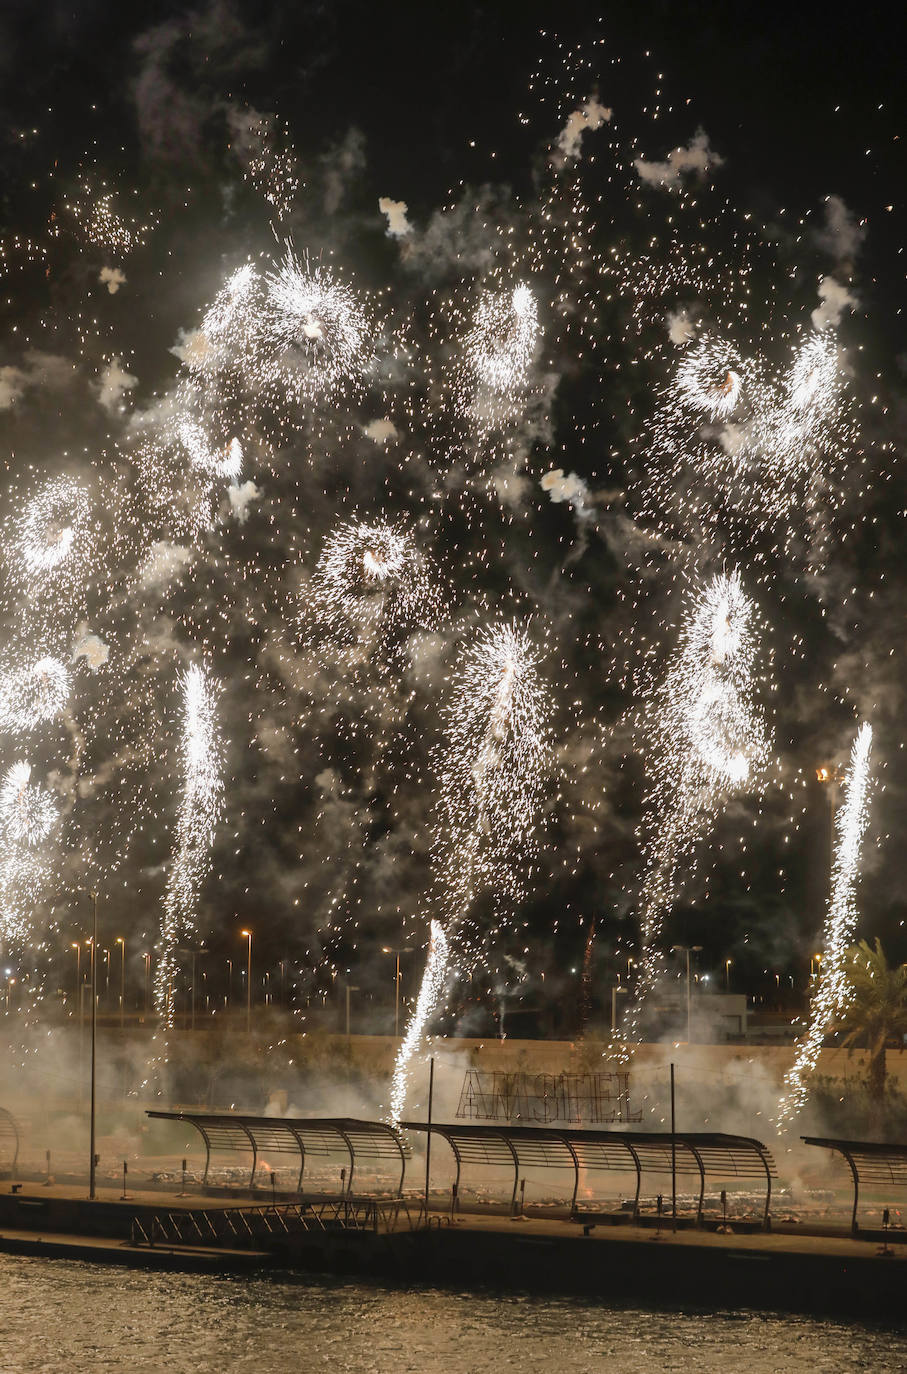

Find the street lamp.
[
  {"left": 670, "top": 945, "right": 703, "bottom": 1044},
  {"left": 725, "top": 958, "right": 732, "bottom": 991},
  {"left": 382, "top": 946, "right": 413, "bottom": 1038},
  {"left": 611, "top": 984, "right": 628, "bottom": 1031},
  {"left": 143, "top": 953, "right": 151, "bottom": 1019},
  {"left": 116, "top": 937, "right": 125, "bottom": 1028},
  {"left": 241, "top": 931, "right": 252, "bottom": 1032}
]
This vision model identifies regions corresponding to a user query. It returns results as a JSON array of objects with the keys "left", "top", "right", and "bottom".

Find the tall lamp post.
[
  {"left": 382, "top": 946, "right": 412, "bottom": 1038},
  {"left": 84, "top": 890, "right": 99, "bottom": 1201},
  {"left": 241, "top": 930, "right": 252, "bottom": 1032},
  {"left": 116, "top": 937, "right": 125, "bottom": 1028},
  {"left": 671, "top": 944, "right": 702, "bottom": 1044}
]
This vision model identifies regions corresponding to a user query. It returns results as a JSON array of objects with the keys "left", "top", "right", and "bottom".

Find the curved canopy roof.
[
  {"left": 803, "top": 1136, "right": 907, "bottom": 1232},
  {"left": 146, "top": 1111, "right": 406, "bottom": 1194},
  {"left": 403, "top": 1122, "right": 776, "bottom": 1223}
]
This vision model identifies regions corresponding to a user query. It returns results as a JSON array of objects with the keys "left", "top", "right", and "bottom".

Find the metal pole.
[
  {"left": 424, "top": 1056, "right": 434, "bottom": 1227},
  {"left": 670, "top": 1061, "right": 676, "bottom": 1233},
  {"left": 243, "top": 933, "right": 252, "bottom": 1032},
  {"left": 89, "top": 890, "right": 98, "bottom": 1202},
  {"left": 191, "top": 952, "right": 197, "bottom": 1032},
  {"left": 119, "top": 938, "right": 125, "bottom": 1028},
  {"left": 395, "top": 954, "right": 401, "bottom": 1039},
  {"left": 686, "top": 950, "right": 692, "bottom": 1044}
]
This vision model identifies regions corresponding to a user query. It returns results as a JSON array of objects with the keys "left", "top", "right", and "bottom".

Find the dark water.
[{"left": 1, "top": 1255, "right": 905, "bottom": 1373}]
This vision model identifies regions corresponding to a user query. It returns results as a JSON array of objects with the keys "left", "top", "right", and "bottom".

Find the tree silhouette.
[{"left": 835, "top": 939, "right": 907, "bottom": 1134}]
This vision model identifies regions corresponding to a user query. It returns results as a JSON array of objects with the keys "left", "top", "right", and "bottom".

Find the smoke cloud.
[{"left": 634, "top": 128, "right": 724, "bottom": 188}]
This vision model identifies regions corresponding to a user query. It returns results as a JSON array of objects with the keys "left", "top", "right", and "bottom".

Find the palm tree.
[{"left": 834, "top": 938, "right": 907, "bottom": 1131}]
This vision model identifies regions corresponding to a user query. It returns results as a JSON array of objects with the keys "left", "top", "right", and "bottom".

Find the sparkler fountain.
[
  {"left": 155, "top": 664, "right": 224, "bottom": 1030},
  {"left": 776, "top": 722, "right": 874, "bottom": 1130},
  {"left": 390, "top": 622, "right": 552, "bottom": 1125}
]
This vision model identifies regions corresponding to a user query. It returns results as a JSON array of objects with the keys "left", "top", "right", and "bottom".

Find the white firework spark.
[
  {"left": 674, "top": 337, "right": 744, "bottom": 420},
  {"left": 389, "top": 919, "right": 449, "bottom": 1126},
  {"left": 0, "top": 657, "right": 70, "bottom": 734},
  {"left": 178, "top": 417, "right": 244, "bottom": 481},
  {"left": 13, "top": 478, "right": 91, "bottom": 582},
  {"left": 308, "top": 518, "right": 438, "bottom": 645},
  {"left": 179, "top": 262, "right": 262, "bottom": 381},
  {"left": 390, "top": 621, "right": 552, "bottom": 1124},
  {"left": 776, "top": 722, "right": 873, "bottom": 1130},
  {"left": 618, "top": 572, "right": 771, "bottom": 1049},
  {"left": 0, "top": 762, "right": 58, "bottom": 847},
  {"left": 155, "top": 664, "right": 224, "bottom": 1028},
  {"left": 435, "top": 621, "right": 552, "bottom": 921},
  {"left": 0, "top": 762, "right": 58, "bottom": 946},
  {"left": 464, "top": 281, "right": 540, "bottom": 431},
  {"left": 641, "top": 325, "right": 855, "bottom": 544},
  {"left": 263, "top": 250, "right": 372, "bottom": 398}
]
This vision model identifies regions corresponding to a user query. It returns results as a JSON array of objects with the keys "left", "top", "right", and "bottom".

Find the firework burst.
[
  {"left": 307, "top": 518, "right": 439, "bottom": 650},
  {"left": 0, "top": 762, "right": 58, "bottom": 946},
  {"left": 0, "top": 657, "right": 70, "bottom": 734},
  {"left": 617, "top": 572, "right": 772, "bottom": 1049},
  {"left": 262, "top": 249, "right": 373, "bottom": 399}
]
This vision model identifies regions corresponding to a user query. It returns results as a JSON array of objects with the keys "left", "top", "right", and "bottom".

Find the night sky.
[{"left": 0, "top": 1, "right": 904, "bottom": 1034}]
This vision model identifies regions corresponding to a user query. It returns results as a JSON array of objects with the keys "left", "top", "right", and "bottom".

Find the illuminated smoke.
[
  {"left": 155, "top": 665, "right": 224, "bottom": 1028},
  {"left": 776, "top": 722, "right": 873, "bottom": 1131}
]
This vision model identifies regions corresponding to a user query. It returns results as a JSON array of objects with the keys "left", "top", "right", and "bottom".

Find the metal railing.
[{"left": 130, "top": 1197, "right": 415, "bottom": 1248}]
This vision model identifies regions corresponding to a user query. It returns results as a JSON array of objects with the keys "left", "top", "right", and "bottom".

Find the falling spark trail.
[
  {"left": 776, "top": 722, "right": 873, "bottom": 1131},
  {"left": 155, "top": 665, "right": 224, "bottom": 1028},
  {"left": 388, "top": 920, "right": 449, "bottom": 1126}
]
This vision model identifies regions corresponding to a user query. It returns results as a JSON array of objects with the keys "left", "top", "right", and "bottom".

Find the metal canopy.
[
  {"left": 403, "top": 1122, "right": 776, "bottom": 1225},
  {"left": 802, "top": 1136, "right": 907, "bottom": 1233},
  {"left": 146, "top": 1112, "right": 406, "bottom": 1195}
]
